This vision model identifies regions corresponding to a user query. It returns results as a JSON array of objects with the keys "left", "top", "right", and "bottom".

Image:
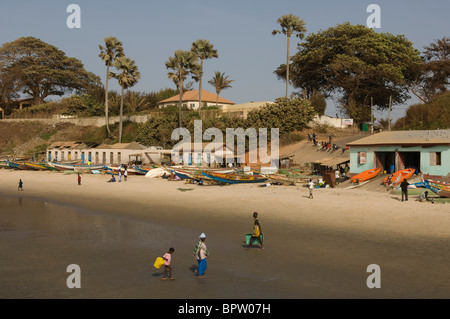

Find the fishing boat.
[
  {"left": 351, "top": 168, "right": 381, "bottom": 183},
  {"left": 383, "top": 168, "right": 415, "bottom": 186},
  {"left": 105, "top": 165, "right": 142, "bottom": 175},
  {"left": 6, "top": 159, "right": 29, "bottom": 170},
  {"left": 201, "top": 171, "right": 267, "bottom": 184},
  {"left": 24, "top": 161, "right": 49, "bottom": 170},
  {"left": 53, "top": 162, "right": 106, "bottom": 172},
  {"left": 424, "top": 180, "right": 450, "bottom": 198}
]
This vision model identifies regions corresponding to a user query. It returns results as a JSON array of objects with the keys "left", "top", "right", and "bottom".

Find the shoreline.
[{"left": 1, "top": 169, "right": 450, "bottom": 298}]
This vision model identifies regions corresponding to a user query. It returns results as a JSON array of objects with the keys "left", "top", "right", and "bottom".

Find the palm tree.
[
  {"left": 191, "top": 39, "right": 218, "bottom": 111},
  {"left": 109, "top": 56, "right": 140, "bottom": 143},
  {"left": 165, "top": 50, "right": 200, "bottom": 128},
  {"left": 272, "top": 14, "right": 307, "bottom": 99},
  {"left": 98, "top": 36, "right": 124, "bottom": 137},
  {"left": 208, "top": 71, "right": 234, "bottom": 106}
]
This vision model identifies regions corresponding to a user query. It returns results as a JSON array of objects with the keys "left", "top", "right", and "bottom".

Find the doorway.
[{"left": 375, "top": 152, "right": 395, "bottom": 173}]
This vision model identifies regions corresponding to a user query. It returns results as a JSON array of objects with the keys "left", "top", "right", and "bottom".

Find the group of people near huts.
[
  {"left": 308, "top": 132, "right": 349, "bottom": 154},
  {"left": 156, "top": 212, "right": 264, "bottom": 281}
]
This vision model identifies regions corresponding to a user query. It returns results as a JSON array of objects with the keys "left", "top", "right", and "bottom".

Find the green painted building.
[{"left": 347, "top": 130, "right": 450, "bottom": 180}]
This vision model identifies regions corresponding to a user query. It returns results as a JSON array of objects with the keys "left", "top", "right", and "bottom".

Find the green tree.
[
  {"left": 394, "top": 91, "right": 450, "bottom": 130},
  {"left": 165, "top": 50, "right": 200, "bottom": 128},
  {"left": 272, "top": 14, "right": 307, "bottom": 99},
  {"left": 99, "top": 36, "right": 125, "bottom": 137},
  {"left": 208, "top": 71, "right": 233, "bottom": 106},
  {"left": 191, "top": 39, "right": 218, "bottom": 110},
  {"left": 412, "top": 37, "right": 450, "bottom": 103},
  {"left": 0, "top": 36, "right": 98, "bottom": 105},
  {"left": 275, "top": 23, "right": 422, "bottom": 123},
  {"left": 110, "top": 56, "right": 141, "bottom": 143},
  {"left": 246, "top": 96, "right": 316, "bottom": 135}
]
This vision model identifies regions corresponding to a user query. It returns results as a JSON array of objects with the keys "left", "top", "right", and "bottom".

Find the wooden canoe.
[
  {"left": 383, "top": 168, "right": 415, "bottom": 186},
  {"left": 351, "top": 168, "right": 381, "bottom": 183},
  {"left": 201, "top": 171, "right": 267, "bottom": 184},
  {"left": 424, "top": 180, "right": 450, "bottom": 198}
]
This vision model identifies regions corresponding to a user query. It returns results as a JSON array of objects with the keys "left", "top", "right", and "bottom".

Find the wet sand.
[{"left": 1, "top": 169, "right": 450, "bottom": 298}]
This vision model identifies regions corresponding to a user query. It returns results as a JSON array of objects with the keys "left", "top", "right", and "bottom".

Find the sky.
[{"left": 0, "top": 0, "right": 449, "bottom": 122}]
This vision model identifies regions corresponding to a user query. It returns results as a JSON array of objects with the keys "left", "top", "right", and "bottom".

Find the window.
[
  {"left": 190, "top": 103, "right": 195, "bottom": 109},
  {"left": 358, "top": 152, "right": 367, "bottom": 165},
  {"left": 430, "top": 152, "right": 441, "bottom": 166},
  {"left": 110, "top": 152, "right": 114, "bottom": 164}
]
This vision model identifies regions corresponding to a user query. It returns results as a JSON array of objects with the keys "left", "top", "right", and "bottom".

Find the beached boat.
[
  {"left": 6, "top": 159, "right": 29, "bottom": 170},
  {"left": 424, "top": 180, "right": 450, "bottom": 198},
  {"left": 53, "top": 163, "right": 105, "bottom": 172},
  {"left": 105, "top": 165, "right": 142, "bottom": 175},
  {"left": 201, "top": 171, "right": 267, "bottom": 184},
  {"left": 351, "top": 168, "right": 381, "bottom": 183},
  {"left": 383, "top": 168, "right": 415, "bottom": 186},
  {"left": 24, "top": 162, "right": 49, "bottom": 170}
]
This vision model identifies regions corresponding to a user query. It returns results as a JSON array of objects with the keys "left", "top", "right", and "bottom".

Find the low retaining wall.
[{"left": 0, "top": 114, "right": 151, "bottom": 127}]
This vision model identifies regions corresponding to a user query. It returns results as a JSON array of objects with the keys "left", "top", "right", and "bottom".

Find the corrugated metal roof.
[{"left": 347, "top": 130, "right": 450, "bottom": 146}]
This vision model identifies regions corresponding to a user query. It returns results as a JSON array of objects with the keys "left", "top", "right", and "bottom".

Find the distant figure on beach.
[
  {"left": 400, "top": 179, "right": 410, "bottom": 201},
  {"left": 18, "top": 179, "right": 23, "bottom": 191},
  {"left": 247, "top": 212, "right": 263, "bottom": 249},
  {"left": 118, "top": 170, "right": 122, "bottom": 182},
  {"left": 107, "top": 175, "right": 116, "bottom": 183},
  {"left": 417, "top": 191, "right": 431, "bottom": 203},
  {"left": 193, "top": 233, "right": 208, "bottom": 278},
  {"left": 124, "top": 168, "right": 128, "bottom": 181},
  {"left": 161, "top": 247, "right": 175, "bottom": 281},
  {"left": 77, "top": 173, "right": 81, "bottom": 186},
  {"left": 312, "top": 132, "right": 316, "bottom": 145},
  {"left": 308, "top": 179, "right": 315, "bottom": 199}
]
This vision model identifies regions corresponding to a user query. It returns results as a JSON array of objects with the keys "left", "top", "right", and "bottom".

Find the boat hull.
[
  {"left": 424, "top": 180, "right": 450, "bottom": 198},
  {"left": 383, "top": 168, "right": 415, "bottom": 186},
  {"left": 351, "top": 168, "right": 381, "bottom": 183},
  {"left": 201, "top": 171, "right": 267, "bottom": 184}
]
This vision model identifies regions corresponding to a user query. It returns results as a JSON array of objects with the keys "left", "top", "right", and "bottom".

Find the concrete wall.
[
  {"left": 309, "top": 115, "right": 353, "bottom": 129},
  {"left": 1, "top": 114, "right": 151, "bottom": 127}
]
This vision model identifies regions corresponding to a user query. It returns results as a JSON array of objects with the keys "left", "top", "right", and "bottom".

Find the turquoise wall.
[{"left": 350, "top": 145, "right": 450, "bottom": 176}]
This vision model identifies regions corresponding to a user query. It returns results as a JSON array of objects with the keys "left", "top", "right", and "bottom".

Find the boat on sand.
[
  {"left": 351, "top": 168, "right": 381, "bottom": 183},
  {"left": 383, "top": 168, "right": 415, "bottom": 186}
]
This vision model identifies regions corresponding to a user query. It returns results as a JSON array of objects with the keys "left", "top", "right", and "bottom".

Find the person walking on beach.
[
  {"left": 124, "top": 168, "right": 128, "bottom": 181},
  {"left": 77, "top": 173, "right": 81, "bottom": 186},
  {"left": 161, "top": 247, "right": 175, "bottom": 281},
  {"left": 247, "top": 212, "right": 263, "bottom": 249},
  {"left": 400, "top": 179, "right": 410, "bottom": 201},
  {"left": 118, "top": 170, "right": 122, "bottom": 182},
  {"left": 193, "top": 233, "right": 208, "bottom": 278},
  {"left": 18, "top": 179, "right": 23, "bottom": 191},
  {"left": 308, "top": 179, "right": 315, "bottom": 199}
]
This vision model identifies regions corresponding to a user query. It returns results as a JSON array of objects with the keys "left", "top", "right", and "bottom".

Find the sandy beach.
[{"left": 1, "top": 168, "right": 449, "bottom": 299}]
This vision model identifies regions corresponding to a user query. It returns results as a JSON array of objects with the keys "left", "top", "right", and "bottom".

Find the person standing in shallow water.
[{"left": 247, "top": 212, "right": 263, "bottom": 250}]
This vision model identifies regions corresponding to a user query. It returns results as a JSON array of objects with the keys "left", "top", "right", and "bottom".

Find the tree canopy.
[
  {"left": 275, "top": 23, "right": 422, "bottom": 123},
  {"left": 0, "top": 36, "right": 99, "bottom": 106},
  {"left": 412, "top": 37, "right": 450, "bottom": 103}
]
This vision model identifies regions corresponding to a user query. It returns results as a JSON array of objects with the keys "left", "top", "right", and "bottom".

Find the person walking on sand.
[
  {"left": 308, "top": 179, "right": 315, "bottom": 199},
  {"left": 118, "top": 170, "right": 122, "bottom": 182},
  {"left": 247, "top": 212, "right": 263, "bottom": 249},
  {"left": 400, "top": 179, "right": 410, "bottom": 202},
  {"left": 161, "top": 247, "right": 175, "bottom": 281},
  {"left": 124, "top": 168, "right": 128, "bottom": 181},
  {"left": 193, "top": 233, "right": 208, "bottom": 278},
  {"left": 77, "top": 173, "right": 81, "bottom": 186},
  {"left": 18, "top": 179, "right": 23, "bottom": 191}
]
